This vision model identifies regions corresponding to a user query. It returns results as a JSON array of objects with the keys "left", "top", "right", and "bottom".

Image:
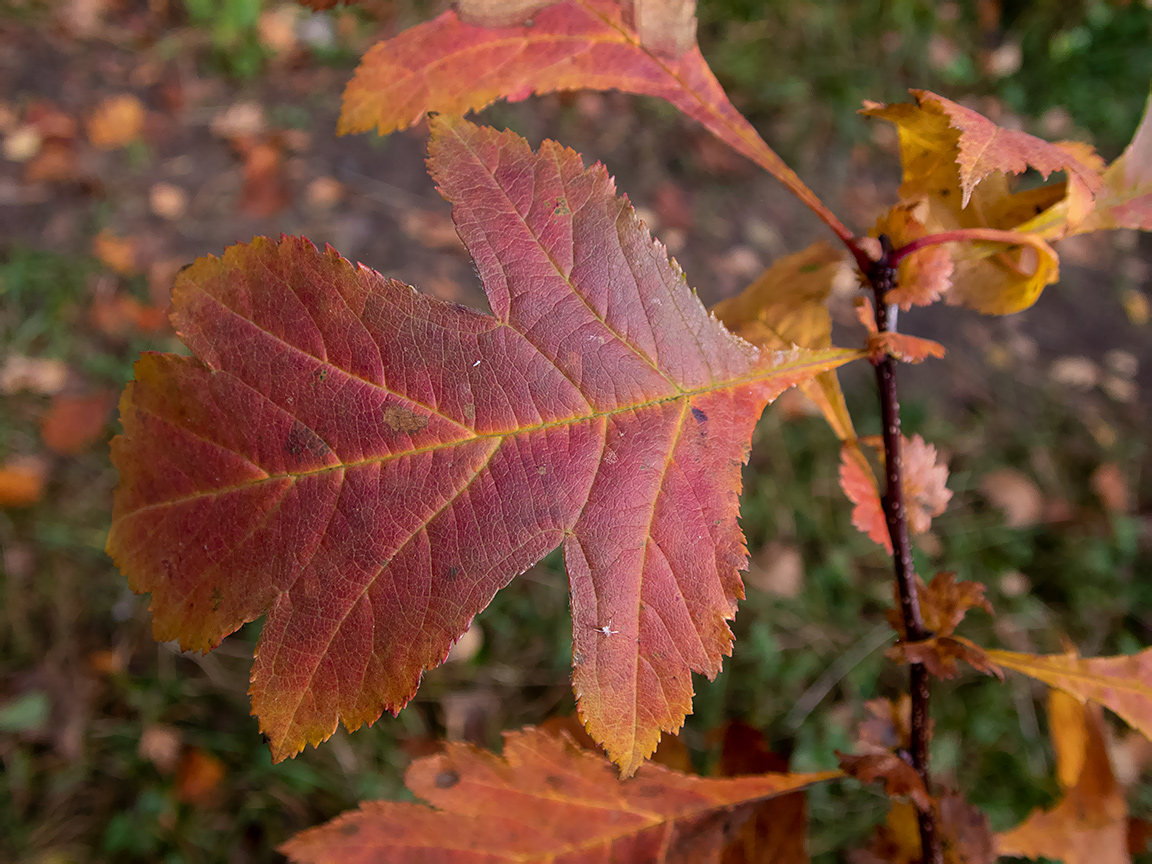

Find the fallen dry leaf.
[
  {"left": 150, "top": 182, "right": 188, "bottom": 221},
  {"left": 41, "top": 391, "right": 116, "bottom": 455},
  {"left": 92, "top": 228, "right": 139, "bottom": 275},
  {"left": 175, "top": 748, "right": 226, "bottom": 805},
  {"left": 87, "top": 94, "right": 146, "bottom": 150},
  {"left": 979, "top": 467, "right": 1043, "bottom": 528},
  {"left": 0, "top": 456, "right": 50, "bottom": 508},
  {"left": 0, "top": 355, "right": 68, "bottom": 395}
]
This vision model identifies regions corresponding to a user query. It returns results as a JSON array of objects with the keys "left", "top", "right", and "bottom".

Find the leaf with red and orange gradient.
[
  {"left": 714, "top": 242, "right": 856, "bottom": 444},
  {"left": 281, "top": 728, "right": 838, "bottom": 863},
  {"left": 339, "top": 0, "right": 842, "bottom": 237},
  {"left": 107, "top": 117, "right": 861, "bottom": 773},
  {"left": 987, "top": 646, "right": 1152, "bottom": 746},
  {"left": 996, "top": 691, "right": 1128, "bottom": 864},
  {"left": 873, "top": 203, "right": 953, "bottom": 309},
  {"left": 861, "top": 91, "right": 1099, "bottom": 314},
  {"left": 1019, "top": 90, "right": 1152, "bottom": 239},
  {"left": 838, "top": 435, "right": 950, "bottom": 552}
]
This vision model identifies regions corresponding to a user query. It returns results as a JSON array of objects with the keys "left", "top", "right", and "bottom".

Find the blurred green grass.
[{"left": 2, "top": 0, "right": 1152, "bottom": 861}]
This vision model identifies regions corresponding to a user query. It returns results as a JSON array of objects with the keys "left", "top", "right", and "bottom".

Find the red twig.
[{"left": 867, "top": 235, "right": 941, "bottom": 864}]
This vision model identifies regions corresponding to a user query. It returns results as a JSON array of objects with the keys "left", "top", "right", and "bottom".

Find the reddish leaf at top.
[
  {"left": 338, "top": 0, "right": 848, "bottom": 241},
  {"left": 106, "top": 116, "right": 859, "bottom": 773},
  {"left": 281, "top": 727, "right": 840, "bottom": 863}
]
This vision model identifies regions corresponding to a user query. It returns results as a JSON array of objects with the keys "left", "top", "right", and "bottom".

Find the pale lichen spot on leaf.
[{"left": 382, "top": 405, "right": 429, "bottom": 434}]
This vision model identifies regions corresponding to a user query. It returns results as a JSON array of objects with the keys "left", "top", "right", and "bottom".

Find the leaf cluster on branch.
[{"left": 104, "top": 0, "right": 1152, "bottom": 860}]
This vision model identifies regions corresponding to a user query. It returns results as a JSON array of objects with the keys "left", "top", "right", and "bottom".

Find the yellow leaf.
[
  {"left": 713, "top": 241, "right": 858, "bottom": 442},
  {"left": 987, "top": 647, "right": 1152, "bottom": 745}
]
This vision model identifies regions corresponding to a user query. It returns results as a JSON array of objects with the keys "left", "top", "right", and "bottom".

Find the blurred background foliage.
[{"left": 1, "top": 0, "right": 1150, "bottom": 861}]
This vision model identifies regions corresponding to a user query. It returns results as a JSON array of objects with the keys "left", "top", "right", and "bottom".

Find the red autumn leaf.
[
  {"left": 996, "top": 692, "right": 1128, "bottom": 864},
  {"left": 837, "top": 752, "right": 931, "bottom": 812},
  {"left": 281, "top": 727, "right": 838, "bottom": 863},
  {"left": 837, "top": 435, "right": 950, "bottom": 551},
  {"left": 175, "top": 747, "right": 226, "bottom": 805},
  {"left": 338, "top": 0, "right": 837, "bottom": 233},
  {"left": 106, "top": 116, "right": 860, "bottom": 774}
]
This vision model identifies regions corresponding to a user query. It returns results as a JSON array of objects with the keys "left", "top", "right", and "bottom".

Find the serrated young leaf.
[
  {"left": 338, "top": 0, "right": 843, "bottom": 238},
  {"left": 837, "top": 435, "right": 950, "bottom": 552},
  {"left": 107, "top": 117, "right": 861, "bottom": 773},
  {"left": 279, "top": 727, "right": 839, "bottom": 863},
  {"left": 873, "top": 203, "right": 953, "bottom": 309}
]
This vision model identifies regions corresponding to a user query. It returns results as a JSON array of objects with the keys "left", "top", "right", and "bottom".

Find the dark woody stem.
[{"left": 868, "top": 235, "right": 941, "bottom": 864}]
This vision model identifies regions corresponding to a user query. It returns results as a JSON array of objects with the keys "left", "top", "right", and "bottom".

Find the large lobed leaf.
[
  {"left": 107, "top": 116, "right": 858, "bottom": 773},
  {"left": 338, "top": 0, "right": 846, "bottom": 240},
  {"left": 280, "top": 728, "right": 839, "bottom": 863}
]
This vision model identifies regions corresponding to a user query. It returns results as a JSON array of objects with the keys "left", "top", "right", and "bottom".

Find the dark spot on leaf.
[
  {"left": 260, "top": 732, "right": 272, "bottom": 745},
  {"left": 285, "top": 422, "right": 332, "bottom": 460},
  {"left": 339, "top": 822, "right": 359, "bottom": 837},
  {"left": 940, "top": 188, "right": 950, "bottom": 197},
  {"left": 435, "top": 769, "right": 460, "bottom": 789},
  {"left": 691, "top": 406, "right": 707, "bottom": 424},
  {"left": 211, "top": 587, "right": 223, "bottom": 612},
  {"left": 573, "top": 650, "right": 586, "bottom": 666},
  {"left": 545, "top": 774, "right": 564, "bottom": 790},
  {"left": 382, "top": 404, "right": 429, "bottom": 434},
  {"left": 444, "top": 566, "right": 459, "bottom": 582},
  {"left": 636, "top": 784, "right": 663, "bottom": 798},
  {"left": 553, "top": 197, "right": 571, "bottom": 216},
  {"left": 311, "top": 367, "right": 329, "bottom": 386}
]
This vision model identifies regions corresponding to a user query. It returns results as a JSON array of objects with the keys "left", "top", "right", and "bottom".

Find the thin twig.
[{"left": 868, "top": 235, "right": 941, "bottom": 864}]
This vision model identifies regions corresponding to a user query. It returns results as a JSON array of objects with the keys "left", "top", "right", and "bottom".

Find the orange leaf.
[
  {"left": 92, "top": 229, "right": 139, "bottom": 276},
  {"left": 41, "top": 391, "right": 116, "bottom": 455},
  {"left": 0, "top": 456, "right": 49, "bottom": 508},
  {"left": 914, "top": 571, "right": 993, "bottom": 637},
  {"left": 175, "top": 748, "right": 226, "bottom": 805},
  {"left": 874, "top": 203, "right": 953, "bottom": 309},
  {"left": 281, "top": 728, "right": 838, "bottom": 863},
  {"left": 866, "top": 332, "right": 945, "bottom": 365},
  {"left": 838, "top": 435, "right": 951, "bottom": 551},
  {"left": 986, "top": 647, "right": 1152, "bottom": 746},
  {"left": 87, "top": 94, "right": 146, "bottom": 151},
  {"left": 339, "top": 0, "right": 845, "bottom": 239},
  {"left": 996, "top": 692, "right": 1127, "bottom": 864},
  {"left": 838, "top": 752, "right": 930, "bottom": 812}
]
